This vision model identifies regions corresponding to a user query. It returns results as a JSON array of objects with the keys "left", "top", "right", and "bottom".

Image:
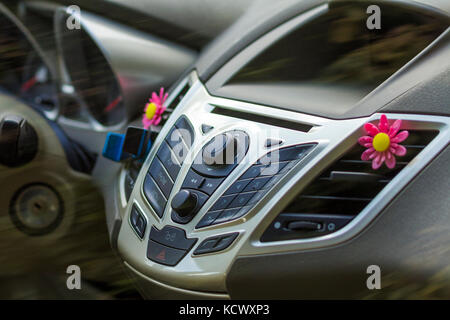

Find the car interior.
[{"left": 0, "top": 0, "right": 449, "bottom": 299}]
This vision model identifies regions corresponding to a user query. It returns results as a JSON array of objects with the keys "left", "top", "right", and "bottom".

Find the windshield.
[{"left": 212, "top": 2, "right": 449, "bottom": 117}]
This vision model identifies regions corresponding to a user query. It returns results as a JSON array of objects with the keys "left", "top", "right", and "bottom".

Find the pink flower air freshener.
[
  {"left": 142, "top": 87, "right": 168, "bottom": 130},
  {"left": 358, "top": 115, "right": 409, "bottom": 170}
]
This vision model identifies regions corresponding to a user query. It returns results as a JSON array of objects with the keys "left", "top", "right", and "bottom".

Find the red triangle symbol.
[{"left": 156, "top": 249, "right": 166, "bottom": 261}]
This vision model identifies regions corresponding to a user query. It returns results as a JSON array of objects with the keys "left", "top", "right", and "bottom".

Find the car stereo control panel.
[
  {"left": 116, "top": 73, "right": 404, "bottom": 294},
  {"left": 137, "top": 112, "right": 316, "bottom": 267}
]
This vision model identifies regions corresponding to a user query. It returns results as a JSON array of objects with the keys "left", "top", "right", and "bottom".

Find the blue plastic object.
[{"left": 102, "top": 132, "right": 126, "bottom": 162}]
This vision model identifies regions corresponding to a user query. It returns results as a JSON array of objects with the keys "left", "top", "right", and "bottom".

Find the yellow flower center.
[
  {"left": 145, "top": 103, "right": 157, "bottom": 120},
  {"left": 373, "top": 132, "right": 390, "bottom": 152}
]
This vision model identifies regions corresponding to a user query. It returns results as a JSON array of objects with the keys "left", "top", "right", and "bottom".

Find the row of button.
[
  {"left": 171, "top": 130, "right": 250, "bottom": 224},
  {"left": 130, "top": 208, "right": 237, "bottom": 265},
  {"left": 145, "top": 224, "right": 238, "bottom": 265},
  {"left": 182, "top": 169, "right": 225, "bottom": 195},
  {"left": 194, "top": 233, "right": 239, "bottom": 255},
  {"left": 143, "top": 116, "right": 194, "bottom": 218},
  {"left": 196, "top": 144, "right": 316, "bottom": 228},
  {"left": 130, "top": 205, "right": 147, "bottom": 239}
]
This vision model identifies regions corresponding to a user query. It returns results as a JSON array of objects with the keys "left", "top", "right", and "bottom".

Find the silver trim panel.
[{"left": 117, "top": 70, "right": 450, "bottom": 293}]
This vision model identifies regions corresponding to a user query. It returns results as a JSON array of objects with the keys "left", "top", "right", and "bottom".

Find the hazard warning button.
[{"left": 147, "top": 240, "right": 187, "bottom": 266}]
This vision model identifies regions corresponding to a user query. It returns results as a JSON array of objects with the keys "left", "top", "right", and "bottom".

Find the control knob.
[
  {"left": 0, "top": 115, "right": 38, "bottom": 167},
  {"left": 171, "top": 190, "right": 198, "bottom": 217},
  {"left": 202, "top": 132, "right": 237, "bottom": 166}
]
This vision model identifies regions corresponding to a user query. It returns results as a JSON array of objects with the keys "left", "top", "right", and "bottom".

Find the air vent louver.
[
  {"left": 261, "top": 130, "right": 438, "bottom": 242},
  {"left": 158, "top": 82, "right": 190, "bottom": 128},
  {"left": 167, "top": 82, "right": 190, "bottom": 112}
]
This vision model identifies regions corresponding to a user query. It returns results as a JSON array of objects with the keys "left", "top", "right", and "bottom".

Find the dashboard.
[
  {"left": 1, "top": 0, "right": 196, "bottom": 137},
  {"left": 115, "top": 0, "right": 450, "bottom": 299},
  {"left": 0, "top": 0, "right": 449, "bottom": 300}
]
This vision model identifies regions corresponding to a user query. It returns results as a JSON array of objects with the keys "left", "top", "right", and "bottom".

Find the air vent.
[
  {"left": 157, "top": 81, "right": 191, "bottom": 128},
  {"left": 211, "top": 106, "right": 313, "bottom": 133},
  {"left": 261, "top": 130, "right": 438, "bottom": 242},
  {"left": 167, "top": 82, "right": 191, "bottom": 112}
]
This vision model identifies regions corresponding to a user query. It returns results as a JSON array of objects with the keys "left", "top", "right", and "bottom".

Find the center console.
[{"left": 116, "top": 71, "right": 450, "bottom": 298}]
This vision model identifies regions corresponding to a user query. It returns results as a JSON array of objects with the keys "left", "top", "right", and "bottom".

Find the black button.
[
  {"left": 130, "top": 205, "right": 146, "bottom": 239},
  {"left": 233, "top": 206, "right": 251, "bottom": 219},
  {"left": 201, "top": 124, "right": 214, "bottom": 134},
  {"left": 262, "top": 174, "right": 284, "bottom": 190},
  {"left": 193, "top": 233, "right": 239, "bottom": 255},
  {"left": 200, "top": 177, "right": 224, "bottom": 195},
  {"left": 149, "top": 158, "right": 173, "bottom": 198},
  {"left": 277, "top": 144, "right": 315, "bottom": 162},
  {"left": 191, "top": 155, "right": 238, "bottom": 177},
  {"left": 196, "top": 210, "right": 222, "bottom": 228},
  {"left": 214, "top": 233, "right": 239, "bottom": 251},
  {"left": 171, "top": 190, "right": 198, "bottom": 218},
  {"left": 166, "top": 126, "right": 185, "bottom": 148},
  {"left": 247, "top": 190, "right": 267, "bottom": 206},
  {"left": 240, "top": 165, "right": 264, "bottom": 180},
  {"left": 259, "top": 161, "right": 289, "bottom": 176},
  {"left": 182, "top": 169, "right": 205, "bottom": 189},
  {"left": 224, "top": 179, "right": 252, "bottom": 195},
  {"left": 171, "top": 189, "right": 209, "bottom": 224},
  {"left": 166, "top": 127, "right": 189, "bottom": 164},
  {"left": 257, "top": 144, "right": 315, "bottom": 164},
  {"left": 210, "top": 194, "right": 236, "bottom": 211},
  {"left": 143, "top": 174, "right": 167, "bottom": 218},
  {"left": 175, "top": 116, "right": 194, "bottom": 147},
  {"left": 214, "top": 208, "right": 240, "bottom": 225},
  {"left": 156, "top": 141, "right": 181, "bottom": 181},
  {"left": 265, "top": 138, "right": 283, "bottom": 148},
  {"left": 191, "top": 189, "right": 209, "bottom": 212},
  {"left": 228, "top": 192, "right": 255, "bottom": 208},
  {"left": 278, "top": 161, "right": 298, "bottom": 174},
  {"left": 193, "top": 238, "right": 218, "bottom": 255},
  {"left": 147, "top": 240, "right": 186, "bottom": 266},
  {"left": 243, "top": 176, "right": 271, "bottom": 192},
  {"left": 232, "top": 130, "right": 250, "bottom": 158},
  {"left": 149, "top": 226, "right": 197, "bottom": 250},
  {"left": 191, "top": 130, "right": 249, "bottom": 178}
]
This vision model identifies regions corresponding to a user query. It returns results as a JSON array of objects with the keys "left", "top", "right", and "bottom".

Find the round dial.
[
  {"left": 202, "top": 132, "right": 237, "bottom": 166},
  {"left": 171, "top": 190, "right": 198, "bottom": 217}
]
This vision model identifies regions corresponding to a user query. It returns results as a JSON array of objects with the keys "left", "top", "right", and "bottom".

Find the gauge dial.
[
  {"left": 0, "top": 12, "right": 58, "bottom": 115},
  {"left": 59, "top": 26, "right": 126, "bottom": 127},
  {"left": 0, "top": 14, "right": 30, "bottom": 93},
  {"left": 21, "top": 52, "right": 58, "bottom": 112}
]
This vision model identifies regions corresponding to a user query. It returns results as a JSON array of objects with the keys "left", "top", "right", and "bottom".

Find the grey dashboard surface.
[
  {"left": 382, "top": 65, "right": 450, "bottom": 116},
  {"left": 105, "top": 0, "right": 255, "bottom": 39},
  {"left": 226, "top": 144, "right": 450, "bottom": 299}
]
